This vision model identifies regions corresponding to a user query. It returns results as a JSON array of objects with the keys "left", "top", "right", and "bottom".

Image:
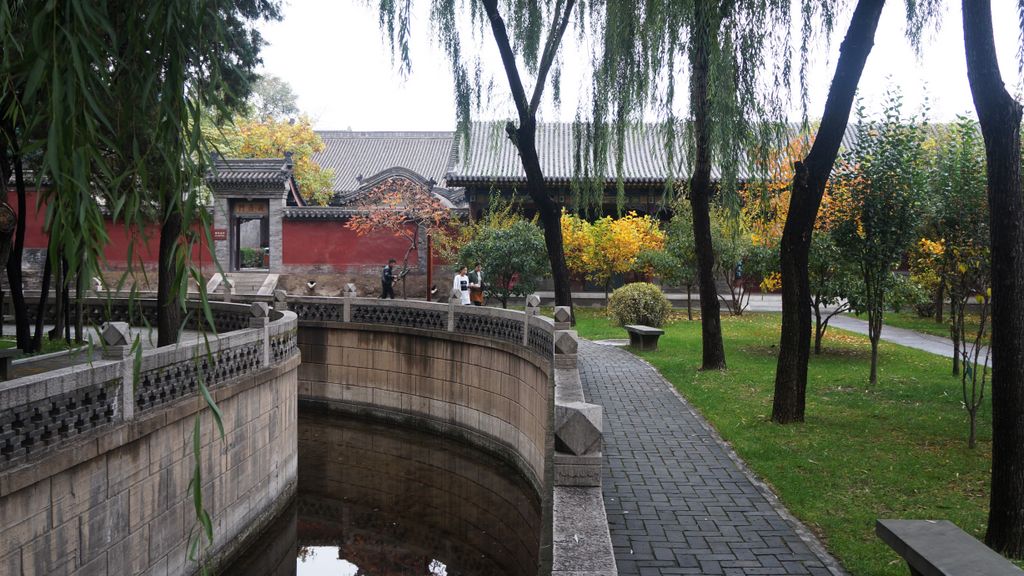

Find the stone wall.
[
  {"left": 297, "top": 322, "right": 551, "bottom": 491},
  {"left": 0, "top": 305, "right": 300, "bottom": 576}
]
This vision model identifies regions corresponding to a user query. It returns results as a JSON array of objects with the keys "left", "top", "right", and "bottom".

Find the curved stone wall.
[
  {"left": 0, "top": 305, "right": 300, "bottom": 576},
  {"left": 297, "top": 321, "right": 552, "bottom": 491}
]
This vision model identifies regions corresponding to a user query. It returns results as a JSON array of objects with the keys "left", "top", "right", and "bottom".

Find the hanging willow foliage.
[
  {"left": 1, "top": 0, "right": 280, "bottom": 568},
  {"left": 582, "top": 0, "right": 823, "bottom": 214}
]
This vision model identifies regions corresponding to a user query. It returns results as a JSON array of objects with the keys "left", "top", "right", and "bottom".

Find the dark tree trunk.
[
  {"left": 962, "top": 0, "right": 1024, "bottom": 557},
  {"left": 63, "top": 261, "right": 71, "bottom": 343},
  {"left": 934, "top": 279, "right": 944, "bottom": 323},
  {"left": 480, "top": 0, "right": 576, "bottom": 314},
  {"left": 868, "top": 305, "right": 882, "bottom": 386},
  {"left": 48, "top": 256, "right": 64, "bottom": 341},
  {"left": 686, "top": 283, "right": 693, "bottom": 321},
  {"left": 951, "top": 292, "right": 962, "bottom": 376},
  {"left": 516, "top": 120, "right": 574, "bottom": 313},
  {"left": 813, "top": 299, "right": 824, "bottom": 355},
  {"left": 689, "top": 0, "right": 726, "bottom": 370},
  {"left": 7, "top": 153, "right": 31, "bottom": 351},
  {"left": 31, "top": 245, "right": 53, "bottom": 354},
  {"left": 74, "top": 262, "right": 84, "bottom": 344},
  {"left": 158, "top": 194, "right": 183, "bottom": 347},
  {"left": 772, "top": 0, "right": 885, "bottom": 423}
]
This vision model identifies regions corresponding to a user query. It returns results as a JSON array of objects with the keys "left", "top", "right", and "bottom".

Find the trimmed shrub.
[{"left": 607, "top": 282, "right": 672, "bottom": 328}]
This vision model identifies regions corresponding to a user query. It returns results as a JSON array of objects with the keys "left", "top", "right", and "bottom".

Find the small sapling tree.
[
  {"left": 460, "top": 220, "right": 548, "bottom": 308},
  {"left": 832, "top": 95, "right": 927, "bottom": 385}
]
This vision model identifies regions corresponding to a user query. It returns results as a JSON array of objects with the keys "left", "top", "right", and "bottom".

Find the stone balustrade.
[
  {"left": 0, "top": 300, "right": 300, "bottom": 576},
  {"left": 287, "top": 294, "right": 616, "bottom": 576}
]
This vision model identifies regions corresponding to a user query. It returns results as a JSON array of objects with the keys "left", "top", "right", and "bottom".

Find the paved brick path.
[{"left": 578, "top": 340, "right": 843, "bottom": 576}]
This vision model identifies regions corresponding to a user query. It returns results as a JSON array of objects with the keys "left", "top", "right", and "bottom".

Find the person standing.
[
  {"left": 381, "top": 258, "right": 396, "bottom": 299},
  {"left": 468, "top": 262, "right": 484, "bottom": 306},
  {"left": 453, "top": 265, "right": 471, "bottom": 305}
]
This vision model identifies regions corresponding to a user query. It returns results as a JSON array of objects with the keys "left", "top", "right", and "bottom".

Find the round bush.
[{"left": 607, "top": 282, "right": 672, "bottom": 328}]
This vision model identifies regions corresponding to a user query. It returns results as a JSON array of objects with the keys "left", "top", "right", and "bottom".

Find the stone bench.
[
  {"left": 624, "top": 324, "right": 665, "bottom": 351},
  {"left": 0, "top": 347, "right": 20, "bottom": 380},
  {"left": 876, "top": 519, "right": 1024, "bottom": 576}
]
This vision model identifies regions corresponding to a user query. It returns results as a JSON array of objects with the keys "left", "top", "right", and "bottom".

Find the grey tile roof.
[
  {"left": 448, "top": 121, "right": 692, "bottom": 186},
  {"left": 312, "top": 131, "right": 457, "bottom": 194},
  {"left": 206, "top": 157, "right": 293, "bottom": 186}
]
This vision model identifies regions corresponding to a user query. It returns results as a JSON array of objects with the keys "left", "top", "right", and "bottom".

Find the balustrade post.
[
  {"left": 273, "top": 289, "right": 288, "bottom": 312},
  {"left": 249, "top": 303, "right": 270, "bottom": 367},
  {"left": 448, "top": 288, "right": 460, "bottom": 332},
  {"left": 223, "top": 278, "right": 233, "bottom": 303},
  {"left": 524, "top": 293, "right": 541, "bottom": 346},
  {"left": 553, "top": 306, "right": 572, "bottom": 331},
  {"left": 343, "top": 284, "right": 357, "bottom": 322},
  {"left": 101, "top": 322, "right": 135, "bottom": 421}
]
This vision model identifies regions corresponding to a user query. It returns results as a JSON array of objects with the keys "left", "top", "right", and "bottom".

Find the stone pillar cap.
[
  {"left": 250, "top": 302, "right": 269, "bottom": 318},
  {"left": 101, "top": 322, "right": 131, "bottom": 347}
]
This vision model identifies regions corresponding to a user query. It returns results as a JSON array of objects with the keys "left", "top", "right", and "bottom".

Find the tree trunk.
[
  {"left": 813, "top": 301, "right": 824, "bottom": 355},
  {"left": 686, "top": 283, "right": 693, "bottom": 321},
  {"left": 75, "top": 263, "right": 84, "bottom": 344},
  {"left": 772, "top": 0, "right": 885, "bottom": 423},
  {"left": 63, "top": 262, "right": 71, "bottom": 343},
  {"left": 158, "top": 194, "right": 183, "bottom": 347},
  {"left": 689, "top": 0, "right": 726, "bottom": 370},
  {"left": 31, "top": 246, "right": 53, "bottom": 354},
  {"left": 480, "top": 0, "right": 575, "bottom": 315},
  {"left": 934, "top": 279, "right": 944, "bottom": 323},
  {"left": 48, "top": 256, "right": 64, "bottom": 341},
  {"left": 7, "top": 154, "right": 31, "bottom": 351},
  {"left": 868, "top": 329, "right": 880, "bottom": 386},
  {"left": 952, "top": 295, "right": 962, "bottom": 376},
  {"left": 963, "top": 0, "right": 1024, "bottom": 557},
  {"left": 968, "top": 409, "right": 977, "bottom": 449}
]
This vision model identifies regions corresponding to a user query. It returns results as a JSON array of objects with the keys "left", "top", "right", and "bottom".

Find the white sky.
[{"left": 255, "top": 1, "right": 1023, "bottom": 131}]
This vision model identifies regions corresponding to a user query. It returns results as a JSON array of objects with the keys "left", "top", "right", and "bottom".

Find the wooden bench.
[
  {"left": 876, "top": 519, "right": 1024, "bottom": 576},
  {"left": 0, "top": 348, "right": 21, "bottom": 381},
  {"left": 624, "top": 324, "right": 665, "bottom": 352}
]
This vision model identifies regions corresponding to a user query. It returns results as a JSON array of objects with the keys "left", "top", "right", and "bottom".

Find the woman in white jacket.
[{"left": 453, "top": 266, "right": 471, "bottom": 305}]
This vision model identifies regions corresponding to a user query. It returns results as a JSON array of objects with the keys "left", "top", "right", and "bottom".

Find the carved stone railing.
[
  {"left": 289, "top": 294, "right": 556, "bottom": 360},
  {"left": 5, "top": 296, "right": 255, "bottom": 335},
  {"left": 0, "top": 301, "right": 298, "bottom": 471}
]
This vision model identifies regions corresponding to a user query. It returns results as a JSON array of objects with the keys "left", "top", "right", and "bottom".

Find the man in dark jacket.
[{"left": 381, "top": 259, "right": 396, "bottom": 299}]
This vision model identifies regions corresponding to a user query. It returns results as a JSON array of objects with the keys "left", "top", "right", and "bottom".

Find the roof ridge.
[{"left": 316, "top": 130, "right": 454, "bottom": 139}]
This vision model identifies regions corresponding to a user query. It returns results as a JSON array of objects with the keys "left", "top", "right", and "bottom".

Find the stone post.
[
  {"left": 554, "top": 330, "right": 579, "bottom": 370},
  {"left": 249, "top": 302, "right": 270, "bottom": 367},
  {"left": 223, "top": 277, "right": 234, "bottom": 303},
  {"left": 273, "top": 289, "right": 288, "bottom": 312},
  {"left": 448, "top": 288, "right": 461, "bottom": 331},
  {"left": 342, "top": 285, "right": 357, "bottom": 323},
  {"left": 524, "top": 293, "right": 541, "bottom": 346},
  {"left": 101, "top": 322, "right": 135, "bottom": 422},
  {"left": 553, "top": 306, "right": 572, "bottom": 331}
]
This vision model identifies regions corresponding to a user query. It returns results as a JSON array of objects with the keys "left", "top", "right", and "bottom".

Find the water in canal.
[{"left": 225, "top": 413, "right": 543, "bottom": 576}]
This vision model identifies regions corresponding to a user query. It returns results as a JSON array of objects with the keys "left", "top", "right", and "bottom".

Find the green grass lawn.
[
  {"left": 0, "top": 336, "right": 83, "bottom": 356},
  {"left": 873, "top": 310, "right": 988, "bottom": 345},
  {"left": 572, "top": 308, "right": 994, "bottom": 576}
]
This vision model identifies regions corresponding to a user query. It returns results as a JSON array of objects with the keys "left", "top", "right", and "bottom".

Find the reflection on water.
[{"left": 224, "top": 413, "right": 542, "bottom": 576}]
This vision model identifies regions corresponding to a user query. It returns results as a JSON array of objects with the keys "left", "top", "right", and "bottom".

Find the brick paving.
[{"left": 578, "top": 339, "right": 843, "bottom": 576}]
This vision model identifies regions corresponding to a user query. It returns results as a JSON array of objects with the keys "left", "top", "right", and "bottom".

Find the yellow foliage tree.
[
  {"left": 560, "top": 211, "right": 665, "bottom": 295},
  {"left": 560, "top": 211, "right": 594, "bottom": 284},
  {"left": 214, "top": 115, "right": 335, "bottom": 206}
]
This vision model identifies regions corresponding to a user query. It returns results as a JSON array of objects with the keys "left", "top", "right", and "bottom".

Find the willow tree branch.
[{"left": 529, "top": 0, "right": 577, "bottom": 115}]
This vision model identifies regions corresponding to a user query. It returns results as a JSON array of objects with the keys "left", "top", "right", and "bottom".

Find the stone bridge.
[{"left": 0, "top": 294, "right": 615, "bottom": 575}]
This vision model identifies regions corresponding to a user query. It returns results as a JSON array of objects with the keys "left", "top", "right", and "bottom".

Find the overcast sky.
[{"left": 255, "top": 1, "right": 1023, "bottom": 131}]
